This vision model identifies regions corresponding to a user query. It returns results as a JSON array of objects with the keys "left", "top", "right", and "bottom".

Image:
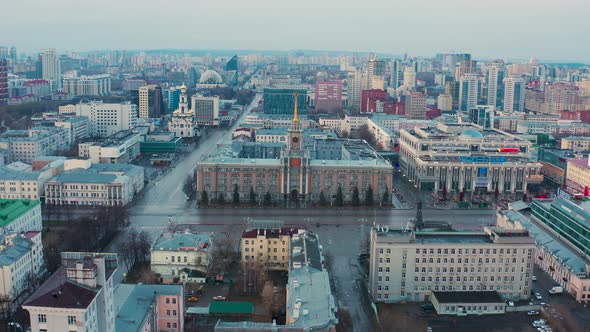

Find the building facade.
[
  {"left": 561, "top": 137, "right": 590, "bottom": 152},
  {"left": 151, "top": 232, "right": 211, "bottom": 283},
  {"left": 486, "top": 61, "right": 505, "bottom": 109},
  {"left": 399, "top": 121, "right": 542, "bottom": 193},
  {"left": 263, "top": 88, "right": 308, "bottom": 116},
  {"left": 315, "top": 80, "right": 342, "bottom": 112},
  {"left": 0, "top": 128, "right": 70, "bottom": 163},
  {"left": 503, "top": 76, "right": 525, "bottom": 112},
  {"left": 193, "top": 94, "right": 220, "bottom": 126},
  {"left": 139, "top": 85, "right": 165, "bottom": 119},
  {"left": 169, "top": 84, "right": 196, "bottom": 138},
  {"left": 405, "top": 91, "right": 428, "bottom": 120},
  {"left": 78, "top": 130, "right": 142, "bottom": 164},
  {"left": 41, "top": 49, "right": 60, "bottom": 91},
  {"left": 240, "top": 228, "right": 302, "bottom": 271},
  {"left": 565, "top": 159, "right": 590, "bottom": 195},
  {"left": 369, "top": 226, "right": 536, "bottom": 303},
  {"left": 459, "top": 74, "right": 482, "bottom": 112},
  {"left": 72, "top": 101, "right": 138, "bottom": 137},
  {"left": 62, "top": 74, "right": 111, "bottom": 97}
]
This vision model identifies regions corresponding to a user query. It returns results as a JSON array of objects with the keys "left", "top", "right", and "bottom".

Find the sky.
[{"left": 2, "top": 0, "right": 590, "bottom": 62}]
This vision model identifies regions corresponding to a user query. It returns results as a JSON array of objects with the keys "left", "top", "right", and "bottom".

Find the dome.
[
  {"left": 199, "top": 70, "right": 223, "bottom": 84},
  {"left": 460, "top": 129, "right": 483, "bottom": 139}
]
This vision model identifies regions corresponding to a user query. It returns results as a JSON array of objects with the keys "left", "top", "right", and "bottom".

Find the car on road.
[
  {"left": 187, "top": 296, "right": 199, "bottom": 302},
  {"left": 532, "top": 275, "right": 537, "bottom": 281},
  {"left": 535, "top": 292, "right": 543, "bottom": 300},
  {"left": 527, "top": 310, "right": 540, "bottom": 315},
  {"left": 213, "top": 296, "right": 226, "bottom": 301},
  {"left": 507, "top": 300, "right": 515, "bottom": 307}
]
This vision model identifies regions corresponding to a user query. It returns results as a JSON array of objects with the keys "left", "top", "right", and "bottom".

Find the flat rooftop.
[
  {"left": 153, "top": 232, "right": 211, "bottom": 251},
  {"left": 0, "top": 199, "right": 40, "bottom": 227}
]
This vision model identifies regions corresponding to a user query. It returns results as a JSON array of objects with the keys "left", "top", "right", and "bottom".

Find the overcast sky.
[{"left": 3, "top": 0, "right": 589, "bottom": 62}]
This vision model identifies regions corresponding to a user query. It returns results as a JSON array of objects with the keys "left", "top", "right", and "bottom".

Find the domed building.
[{"left": 197, "top": 70, "right": 224, "bottom": 87}]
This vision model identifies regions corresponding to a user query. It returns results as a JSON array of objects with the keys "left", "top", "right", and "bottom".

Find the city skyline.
[{"left": 2, "top": 0, "right": 590, "bottom": 62}]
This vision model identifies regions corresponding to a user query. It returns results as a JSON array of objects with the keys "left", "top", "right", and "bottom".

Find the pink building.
[{"left": 315, "top": 80, "right": 342, "bottom": 112}]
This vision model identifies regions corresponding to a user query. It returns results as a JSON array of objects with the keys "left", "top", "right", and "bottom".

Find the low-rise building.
[
  {"left": 369, "top": 226, "right": 536, "bottom": 303},
  {"left": 44, "top": 160, "right": 144, "bottom": 206},
  {"left": 54, "top": 116, "right": 89, "bottom": 143},
  {"left": 498, "top": 205, "right": 590, "bottom": 301},
  {"left": 114, "top": 284, "right": 184, "bottom": 332},
  {"left": 151, "top": 232, "right": 212, "bottom": 283},
  {"left": 566, "top": 159, "right": 590, "bottom": 195},
  {"left": 240, "top": 227, "right": 302, "bottom": 271},
  {"left": 78, "top": 130, "right": 142, "bottom": 164},
  {"left": 0, "top": 199, "right": 42, "bottom": 233},
  {"left": 23, "top": 252, "right": 119, "bottom": 332},
  {"left": 0, "top": 128, "right": 71, "bottom": 163},
  {"left": 0, "top": 165, "right": 55, "bottom": 200},
  {"left": 0, "top": 231, "right": 44, "bottom": 306}
]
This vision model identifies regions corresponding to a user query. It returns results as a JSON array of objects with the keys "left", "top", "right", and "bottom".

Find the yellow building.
[
  {"left": 240, "top": 228, "right": 302, "bottom": 270},
  {"left": 566, "top": 159, "right": 590, "bottom": 194},
  {"left": 561, "top": 136, "right": 590, "bottom": 152}
]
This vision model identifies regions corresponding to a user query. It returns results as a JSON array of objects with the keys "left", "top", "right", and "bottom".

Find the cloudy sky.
[{"left": 3, "top": 0, "right": 589, "bottom": 61}]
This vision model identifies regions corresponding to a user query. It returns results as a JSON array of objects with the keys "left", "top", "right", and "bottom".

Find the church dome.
[{"left": 199, "top": 70, "right": 223, "bottom": 84}]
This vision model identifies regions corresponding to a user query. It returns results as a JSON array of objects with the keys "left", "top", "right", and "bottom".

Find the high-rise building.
[
  {"left": 0, "top": 47, "right": 8, "bottom": 59},
  {"left": 165, "top": 87, "right": 181, "bottom": 113},
  {"left": 438, "top": 53, "right": 471, "bottom": 72},
  {"left": 543, "top": 83, "right": 582, "bottom": 114},
  {"left": 487, "top": 61, "right": 505, "bottom": 108},
  {"left": 361, "top": 89, "right": 388, "bottom": 113},
  {"left": 503, "top": 77, "right": 526, "bottom": 112},
  {"left": 405, "top": 91, "right": 427, "bottom": 120},
  {"left": 315, "top": 80, "right": 343, "bottom": 112},
  {"left": 193, "top": 94, "right": 220, "bottom": 126},
  {"left": 455, "top": 59, "right": 476, "bottom": 80},
  {"left": 9, "top": 46, "right": 16, "bottom": 62},
  {"left": 459, "top": 74, "right": 482, "bottom": 112},
  {"left": 0, "top": 59, "right": 7, "bottom": 105},
  {"left": 368, "top": 57, "right": 387, "bottom": 89},
  {"left": 41, "top": 49, "right": 61, "bottom": 91},
  {"left": 263, "top": 88, "right": 307, "bottom": 116},
  {"left": 62, "top": 74, "right": 111, "bottom": 97},
  {"left": 348, "top": 69, "right": 365, "bottom": 111},
  {"left": 445, "top": 81, "right": 460, "bottom": 110},
  {"left": 138, "top": 85, "right": 165, "bottom": 118},
  {"left": 71, "top": 101, "right": 138, "bottom": 137},
  {"left": 390, "top": 60, "right": 401, "bottom": 89},
  {"left": 469, "top": 105, "right": 495, "bottom": 129},
  {"left": 437, "top": 94, "right": 453, "bottom": 111},
  {"left": 403, "top": 67, "right": 417, "bottom": 90}
]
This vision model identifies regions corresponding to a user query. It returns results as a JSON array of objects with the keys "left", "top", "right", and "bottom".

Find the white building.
[
  {"left": 168, "top": 84, "right": 196, "bottom": 138},
  {"left": 54, "top": 116, "right": 89, "bottom": 143},
  {"left": 437, "top": 94, "right": 453, "bottom": 111},
  {"left": 41, "top": 49, "right": 60, "bottom": 91},
  {"left": 0, "top": 165, "right": 56, "bottom": 200},
  {"left": 44, "top": 160, "right": 144, "bottom": 206},
  {"left": 151, "top": 232, "right": 212, "bottom": 283},
  {"left": 0, "top": 128, "right": 71, "bottom": 163},
  {"left": 0, "top": 231, "right": 44, "bottom": 306},
  {"left": 459, "top": 73, "right": 482, "bottom": 112},
  {"left": 78, "top": 130, "right": 142, "bottom": 164},
  {"left": 503, "top": 77, "right": 526, "bottom": 112},
  {"left": 193, "top": 94, "right": 220, "bottom": 126},
  {"left": 23, "top": 252, "right": 118, "bottom": 332},
  {"left": 369, "top": 226, "right": 535, "bottom": 303},
  {"left": 486, "top": 61, "right": 504, "bottom": 108},
  {"left": 70, "top": 101, "right": 138, "bottom": 137},
  {"left": 62, "top": 74, "right": 111, "bottom": 97},
  {"left": 0, "top": 199, "right": 42, "bottom": 234}
]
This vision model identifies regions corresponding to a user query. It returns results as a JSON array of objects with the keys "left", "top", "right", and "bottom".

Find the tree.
[
  {"left": 183, "top": 173, "right": 195, "bottom": 199},
  {"left": 382, "top": 185, "right": 390, "bottom": 207},
  {"left": 249, "top": 186, "right": 256, "bottom": 206},
  {"left": 232, "top": 184, "right": 240, "bottom": 206},
  {"left": 365, "top": 185, "right": 374, "bottom": 206},
  {"left": 200, "top": 190, "right": 209, "bottom": 207},
  {"left": 218, "top": 193, "right": 226, "bottom": 205},
  {"left": 340, "top": 130, "right": 350, "bottom": 139},
  {"left": 319, "top": 191, "right": 328, "bottom": 207},
  {"left": 352, "top": 186, "right": 360, "bottom": 206},
  {"left": 208, "top": 229, "right": 239, "bottom": 277},
  {"left": 263, "top": 192, "right": 272, "bottom": 207},
  {"left": 358, "top": 124, "right": 378, "bottom": 149},
  {"left": 335, "top": 186, "right": 344, "bottom": 207}
]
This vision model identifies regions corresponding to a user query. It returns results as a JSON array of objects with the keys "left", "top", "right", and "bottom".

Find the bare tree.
[
  {"left": 0, "top": 295, "right": 11, "bottom": 321},
  {"left": 207, "top": 230, "right": 239, "bottom": 277},
  {"left": 183, "top": 173, "right": 196, "bottom": 199}
]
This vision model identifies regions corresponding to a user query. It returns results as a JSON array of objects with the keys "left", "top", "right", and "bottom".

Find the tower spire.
[{"left": 293, "top": 92, "right": 299, "bottom": 123}]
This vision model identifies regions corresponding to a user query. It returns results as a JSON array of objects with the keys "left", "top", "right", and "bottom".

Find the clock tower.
[{"left": 282, "top": 92, "right": 309, "bottom": 206}]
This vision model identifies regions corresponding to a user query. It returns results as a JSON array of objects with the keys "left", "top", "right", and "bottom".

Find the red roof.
[{"left": 23, "top": 231, "right": 40, "bottom": 240}]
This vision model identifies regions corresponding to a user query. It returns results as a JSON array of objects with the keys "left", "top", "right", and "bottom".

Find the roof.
[
  {"left": 153, "top": 232, "right": 211, "bottom": 251},
  {"left": 115, "top": 284, "right": 183, "bottom": 332},
  {"left": 241, "top": 227, "right": 300, "bottom": 239},
  {"left": 53, "top": 172, "right": 118, "bottom": 184},
  {"left": 24, "top": 280, "right": 98, "bottom": 309},
  {"left": 432, "top": 291, "right": 504, "bottom": 304},
  {"left": 568, "top": 159, "right": 589, "bottom": 170},
  {"left": 0, "top": 166, "right": 43, "bottom": 181},
  {"left": 209, "top": 301, "right": 254, "bottom": 315},
  {"left": 0, "top": 236, "right": 34, "bottom": 266},
  {"left": 0, "top": 200, "right": 40, "bottom": 227}
]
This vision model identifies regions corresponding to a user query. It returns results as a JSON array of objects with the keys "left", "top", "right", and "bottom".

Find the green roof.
[
  {"left": 209, "top": 301, "right": 254, "bottom": 315},
  {"left": 0, "top": 200, "right": 40, "bottom": 227}
]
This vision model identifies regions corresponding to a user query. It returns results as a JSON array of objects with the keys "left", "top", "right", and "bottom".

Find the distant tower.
[
  {"left": 42, "top": 49, "right": 61, "bottom": 91},
  {"left": 178, "top": 83, "right": 188, "bottom": 113},
  {"left": 487, "top": 60, "right": 505, "bottom": 108}
]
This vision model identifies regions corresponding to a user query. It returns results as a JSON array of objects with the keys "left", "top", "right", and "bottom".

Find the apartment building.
[
  {"left": 240, "top": 228, "right": 302, "bottom": 270},
  {"left": 70, "top": 101, "right": 138, "bottom": 137},
  {"left": 369, "top": 226, "right": 536, "bottom": 303},
  {"left": 23, "top": 252, "right": 119, "bottom": 332},
  {"left": 565, "top": 159, "right": 590, "bottom": 195},
  {"left": 44, "top": 160, "right": 144, "bottom": 206},
  {"left": 62, "top": 74, "right": 111, "bottom": 97},
  {"left": 0, "top": 231, "right": 44, "bottom": 306},
  {"left": 561, "top": 136, "right": 590, "bottom": 152},
  {"left": 151, "top": 232, "right": 212, "bottom": 283},
  {"left": 114, "top": 284, "right": 184, "bottom": 332},
  {"left": 54, "top": 116, "right": 89, "bottom": 143},
  {"left": 0, "top": 199, "right": 42, "bottom": 234},
  {"left": 0, "top": 128, "right": 70, "bottom": 163},
  {"left": 0, "top": 165, "right": 56, "bottom": 200}
]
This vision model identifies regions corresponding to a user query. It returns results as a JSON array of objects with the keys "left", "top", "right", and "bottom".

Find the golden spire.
[{"left": 293, "top": 92, "right": 299, "bottom": 123}]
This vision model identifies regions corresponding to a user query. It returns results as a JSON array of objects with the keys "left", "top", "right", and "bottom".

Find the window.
[
  {"left": 38, "top": 314, "right": 47, "bottom": 323},
  {"left": 166, "top": 310, "right": 170, "bottom": 316},
  {"left": 173, "top": 310, "right": 177, "bottom": 316},
  {"left": 166, "top": 298, "right": 170, "bottom": 304},
  {"left": 172, "top": 298, "right": 176, "bottom": 304},
  {"left": 167, "top": 323, "right": 171, "bottom": 328},
  {"left": 68, "top": 316, "right": 76, "bottom": 325}
]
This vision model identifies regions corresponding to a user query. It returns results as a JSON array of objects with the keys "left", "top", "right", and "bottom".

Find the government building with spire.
[{"left": 196, "top": 93, "right": 393, "bottom": 206}]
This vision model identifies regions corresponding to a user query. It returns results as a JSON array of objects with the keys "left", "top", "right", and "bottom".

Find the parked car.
[
  {"left": 187, "top": 296, "right": 199, "bottom": 302},
  {"left": 527, "top": 310, "right": 540, "bottom": 315},
  {"left": 532, "top": 275, "right": 537, "bottom": 281},
  {"left": 213, "top": 296, "right": 226, "bottom": 301},
  {"left": 507, "top": 300, "right": 515, "bottom": 307},
  {"left": 535, "top": 292, "right": 543, "bottom": 300}
]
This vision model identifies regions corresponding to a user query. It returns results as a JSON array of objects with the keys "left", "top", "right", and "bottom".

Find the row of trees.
[
  {"left": 119, "top": 228, "right": 152, "bottom": 273},
  {"left": 199, "top": 184, "right": 390, "bottom": 207}
]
